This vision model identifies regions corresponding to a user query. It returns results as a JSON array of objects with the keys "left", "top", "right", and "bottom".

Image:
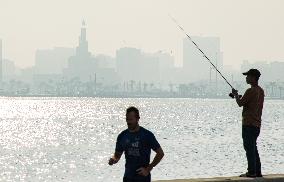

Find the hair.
[{"left": 126, "top": 106, "right": 140, "bottom": 119}]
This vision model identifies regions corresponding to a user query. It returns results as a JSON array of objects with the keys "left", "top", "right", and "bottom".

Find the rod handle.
[{"left": 229, "top": 93, "right": 242, "bottom": 99}]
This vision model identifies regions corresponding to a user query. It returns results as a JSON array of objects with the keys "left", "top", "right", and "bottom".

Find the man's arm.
[
  {"left": 232, "top": 89, "right": 250, "bottom": 107},
  {"left": 147, "top": 147, "right": 164, "bottom": 171},
  {"left": 235, "top": 94, "right": 243, "bottom": 107},
  {"left": 109, "top": 133, "right": 124, "bottom": 165},
  {"left": 137, "top": 147, "right": 164, "bottom": 176},
  {"left": 108, "top": 151, "right": 123, "bottom": 165}
]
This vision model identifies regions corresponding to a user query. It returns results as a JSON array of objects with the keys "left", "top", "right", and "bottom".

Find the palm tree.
[
  {"left": 143, "top": 82, "right": 148, "bottom": 93},
  {"left": 129, "top": 80, "right": 135, "bottom": 92},
  {"left": 279, "top": 85, "right": 283, "bottom": 99},
  {"left": 270, "top": 82, "right": 276, "bottom": 97},
  {"left": 265, "top": 83, "right": 271, "bottom": 97},
  {"left": 150, "top": 83, "right": 154, "bottom": 92},
  {"left": 178, "top": 84, "right": 188, "bottom": 96},
  {"left": 169, "top": 83, "right": 173, "bottom": 93},
  {"left": 138, "top": 81, "right": 142, "bottom": 93}
]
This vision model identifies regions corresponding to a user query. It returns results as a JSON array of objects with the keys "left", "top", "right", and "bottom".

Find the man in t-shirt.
[
  {"left": 232, "top": 69, "right": 264, "bottom": 178},
  {"left": 108, "top": 106, "right": 164, "bottom": 182}
]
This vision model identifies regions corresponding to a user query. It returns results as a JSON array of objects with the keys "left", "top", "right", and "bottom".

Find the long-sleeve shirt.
[{"left": 239, "top": 86, "right": 265, "bottom": 128}]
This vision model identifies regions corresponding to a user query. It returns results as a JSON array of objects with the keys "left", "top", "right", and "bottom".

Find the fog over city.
[{"left": 1, "top": 0, "right": 284, "bottom": 98}]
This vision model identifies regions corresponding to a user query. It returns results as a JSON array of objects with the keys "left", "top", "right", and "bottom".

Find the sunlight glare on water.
[{"left": 0, "top": 97, "right": 283, "bottom": 181}]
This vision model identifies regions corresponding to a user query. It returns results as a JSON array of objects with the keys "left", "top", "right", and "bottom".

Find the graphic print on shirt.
[{"left": 127, "top": 137, "right": 141, "bottom": 157}]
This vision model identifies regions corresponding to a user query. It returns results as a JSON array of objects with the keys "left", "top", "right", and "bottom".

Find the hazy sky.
[{"left": 0, "top": 0, "right": 284, "bottom": 69}]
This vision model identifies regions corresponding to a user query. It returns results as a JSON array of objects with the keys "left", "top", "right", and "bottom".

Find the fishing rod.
[{"left": 169, "top": 15, "right": 238, "bottom": 98}]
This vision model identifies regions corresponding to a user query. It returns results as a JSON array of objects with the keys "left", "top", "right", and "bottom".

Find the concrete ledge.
[{"left": 154, "top": 174, "right": 284, "bottom": 182}]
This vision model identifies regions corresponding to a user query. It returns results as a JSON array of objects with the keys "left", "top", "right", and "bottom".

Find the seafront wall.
[{"left": 154, "top": 174, "right": 284, "bottom": 182}]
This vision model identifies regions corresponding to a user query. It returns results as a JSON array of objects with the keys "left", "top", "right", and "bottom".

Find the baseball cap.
[{"left": 242, "top": 69, "right": 261, "bottom": 78}]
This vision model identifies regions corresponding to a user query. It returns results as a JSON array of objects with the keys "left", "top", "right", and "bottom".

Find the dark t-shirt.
[{"left": 115, "top": 127, "right": 161, "bottom": 179}]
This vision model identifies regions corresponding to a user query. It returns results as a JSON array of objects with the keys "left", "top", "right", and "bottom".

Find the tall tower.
[
  {"left": 66, "top": 20, "right": 95, "bottom": 81},
  {"left": 76, "top": 20, "right": 89, "bottom": 56},
  {"left": 0, "top": 39, "right": 2, "bottom": 82}
]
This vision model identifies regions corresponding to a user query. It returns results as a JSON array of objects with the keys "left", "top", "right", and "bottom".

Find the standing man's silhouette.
[
  {"left": 232, "top": 69, "right": 264, "bottom": 178},
  {"left": 108, "top": 106, "right": 164, "bottom": 182}
]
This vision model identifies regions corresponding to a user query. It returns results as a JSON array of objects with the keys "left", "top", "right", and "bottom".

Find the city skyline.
[
  {"left": 1, "top": 21, "right": 283, "bottom": 73},
  {"left": 1, "top": 25, "right": 284, "bottom": 98},
  {"left": 1, "top": 22, "right": 284, "bottom": 84},
  {"left": 1, "top": 7, "right": 284, "bottom": 99},
  {"left": 1, "top": 0, "right": 284, "bottom": 69}
]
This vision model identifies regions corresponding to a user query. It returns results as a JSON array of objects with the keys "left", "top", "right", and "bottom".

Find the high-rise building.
[
  {"left": 35, "top": 47, "right": 75, "bottom": 74},
  {"left": 141, "top": 54, "right": 159, "bottom": 83},
  {"left": 94, "top": 54, "right": 119, "bottom": 84},
  {"left": 2, "top": 59, "right": 16, "bottom": 80},
  {"left": 95, "top": 54, "right": 115, "bottom": 69},
  {"left": 116, "top": 47, "right": 142, "bottom": 82},
  {"left": 151, "top": 51, "right": 175, "bottom": 83},
  {"left": 116, "top": 47, "right": 161, "bottom": 83},
  {"left": 75, "top": 20, "right": 90, "bottom": 57},
  {"left": 65, "top": 21, "right": 96, "bottom": 81},
  {"left": 183, "top": 36, "right": 223, "bottom": 82}
]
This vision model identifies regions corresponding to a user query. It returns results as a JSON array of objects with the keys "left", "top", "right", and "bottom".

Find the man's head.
[
  {"left": 243, "top": 69, "right": 261, "bottom": 84},
  {"left": 126, "top": 106, "right": 140, "bottom": 131}
]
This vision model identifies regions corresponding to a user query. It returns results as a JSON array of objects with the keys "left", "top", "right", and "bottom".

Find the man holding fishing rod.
[
  {"left": 170, "top": 15, "right": 264, "bottom": 178},
  {"left": 231, "top": 69, "right": 264, "bottom": 178}
]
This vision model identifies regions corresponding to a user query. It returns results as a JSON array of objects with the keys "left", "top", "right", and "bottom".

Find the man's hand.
[
  {"left": 108, "top": 152, "right": 122, "bottom": 166},
  {"left": 136, "top": 147, "right": 164, "bottom": 176},
  {"left": 136, "top": 167, "right": 152, "bottom": 176},
  {"left": 108, "top": 157, "right": 118, "bottom": 165},
  {"left": 232, "top": 88, "right": 238, "bottom": 97}
]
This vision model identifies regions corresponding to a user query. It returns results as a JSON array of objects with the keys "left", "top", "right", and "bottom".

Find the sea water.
[{"left": 0, "top": 97, "right": 283, "bottom": 181}]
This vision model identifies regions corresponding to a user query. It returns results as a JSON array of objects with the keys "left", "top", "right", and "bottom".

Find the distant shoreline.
[{"left": 0, "top": 94, "right": 283, "bottom": 100}]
